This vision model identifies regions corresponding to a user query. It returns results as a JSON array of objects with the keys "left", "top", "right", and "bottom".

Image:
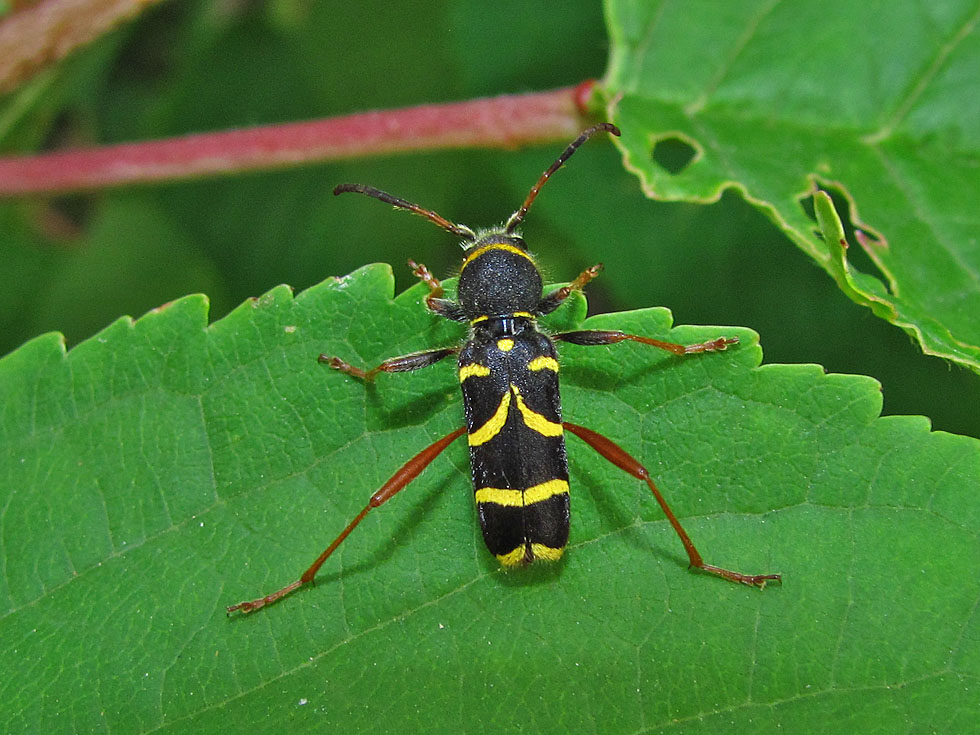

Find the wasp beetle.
[{"left": 227, "top": 123, "right": 780, "bottom": 614}]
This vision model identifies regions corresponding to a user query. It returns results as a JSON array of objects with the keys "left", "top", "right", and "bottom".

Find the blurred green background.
[{"left": 1, "top": 0, "right": 976, "bottom": 437}]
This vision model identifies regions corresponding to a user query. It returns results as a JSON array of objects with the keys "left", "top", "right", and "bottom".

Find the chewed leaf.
[{"left": 604, "top": 0, "right": 980, "bottom": 373}]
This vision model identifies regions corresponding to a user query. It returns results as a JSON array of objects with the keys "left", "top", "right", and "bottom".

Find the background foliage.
[
  {"left": 1, "top": 1, "right": 978, "bottom": 733},
  {"left": 4, "top": 265, "right": 979, "bottom": 732},
  {"left": 0, "top": 0, "right": 976, "bottom": 436},
  {"left": 607, "top": 0, "right": 980, "bottom": 377}
]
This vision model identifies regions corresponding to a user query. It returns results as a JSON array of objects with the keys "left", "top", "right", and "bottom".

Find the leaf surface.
[
  {"left": 1, "top": 266, "right": 978, "bottom": 733},
  {"left": 604, "top": 0, "right": 980, "bottom": 372}
]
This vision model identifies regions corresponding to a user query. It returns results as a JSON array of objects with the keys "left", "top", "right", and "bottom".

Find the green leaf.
[
  {"left": 1, "top": 0, "right": 974, "bottom": 442},
  {"left": 604, "top": 0, "right": 980, "bottom": 372},
  {"left": 2, "top": 266, "right": 978, "bottom": 732}
]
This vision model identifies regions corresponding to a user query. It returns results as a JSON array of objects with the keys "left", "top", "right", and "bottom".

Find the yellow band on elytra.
[
  {"left": 468, "top": 390, "right": 511, "bottom": 446},
  {"left": 495, "top": 543, "right": 565, "bottom": 566},
  {"left": 530, "top": 543, "right": 564, "bottom": 561},
  {"left": 459, "top": 363, "right": 491, "bottom": 382},
  {"left": 496, "top": 546, "right": 527, "bottom": 566},
  {"left": 528, "top": 356, "right": 559, "bottom": 372},
  {"left": 475, "top": 479, "right": 569, "bottom": 508},
  {"left": 511, "top": 385, "right": 563, "bottom": 436}
]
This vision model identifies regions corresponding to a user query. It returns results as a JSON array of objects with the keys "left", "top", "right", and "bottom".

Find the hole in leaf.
[
  {"left": 799, "top": 184, "right": 890, "bottom": 294},
  {"left": 651, "top": 137, "right": 697, "bottom": 174}
]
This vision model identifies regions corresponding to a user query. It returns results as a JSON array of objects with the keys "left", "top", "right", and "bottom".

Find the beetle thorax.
[{"left": 457, "top": 235, "right": 543, "bottom": 320}]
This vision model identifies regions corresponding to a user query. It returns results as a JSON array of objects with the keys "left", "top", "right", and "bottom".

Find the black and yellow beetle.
[{"left": 228, "top": 123, "right": 779, "bottom": 614}]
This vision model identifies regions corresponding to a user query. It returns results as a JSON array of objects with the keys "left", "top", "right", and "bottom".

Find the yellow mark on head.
[
  {"left": 511, "top": 385, "right": 563, "bottom": 436},
  {"left": 470, "top": 315, "right": 489, "bottom": 325},
  {"left": 497, "top": 338, "right": 515, "bottom": 352},
  {"left": 528, "top": 356, "right": 559, "bottom": 372},
  {"left": 462, "top": 243, "right": 535, "bottom": 271},
  {"left": 513, "top": 311, "right": 533, "bottom": 319},
  {"left": 459, "top": 363, "right": 491, "bottom": 382},
  {"left": 467, "top": 390, "right": 511, "bottom": 446},
  {"left": 530, "top": 544, "right": 565, "bottom": 562}
]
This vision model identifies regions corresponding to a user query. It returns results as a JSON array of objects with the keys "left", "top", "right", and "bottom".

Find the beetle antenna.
[
  {"left": 333, "top": 184, "right": 478, "bottom": 241},
  {"left": 504, "top": 123, "right": 620, "bottom": 234}
]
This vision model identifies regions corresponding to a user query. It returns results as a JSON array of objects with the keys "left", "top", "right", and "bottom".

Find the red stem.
[{"left": 0, "top": 83, "right": 599, "bottom": 197}]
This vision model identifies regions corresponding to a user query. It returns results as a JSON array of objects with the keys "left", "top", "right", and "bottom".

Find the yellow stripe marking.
[
  {"left": 497, "top": 338, "right": 514, "bottom": 352},
  {"left": 461, "top": 243, "right": 536, "bottom": 270},
  {"left": 475, "top": 479, "right": 569, "bottom": 508},
  {"left": 525, "top": 478, "right": 569, "bottom": 504},
  {"left": 471, "top": 312, "right": 534, "bottom": 326},
  {"left": 530, "top": 543, "right": 565, "bottom": 562},
  {"left": 467, "top": 390, "right": 511, "bottom": 446},
  {"left": 496, "top": 547, "right": 527, "bottom": 566},
  {"left": 512, "top": 385, "right": 563, "bottom": 436},
  {"left": 468, "top": 383, "right": 562, "bottom": 446},
  {"left": 458, "top": 363, "right": 491, "bottom": 382},
  {"left": 528, "top": 356, "right": 559, "bottom": 372},
  {"left": 495, "top": 543, "right": 565, "bottom": 566},
  {"left": 475, "top": 487, "right": 523, "bottom": 507}
]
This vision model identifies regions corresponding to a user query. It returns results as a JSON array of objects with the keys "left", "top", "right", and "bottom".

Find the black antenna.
[
  {"left": 504, "top": 123, "right": 620, "bottom": 234},
  {"left": 333, "top": 184, "right": 478, "bottom": 241}
]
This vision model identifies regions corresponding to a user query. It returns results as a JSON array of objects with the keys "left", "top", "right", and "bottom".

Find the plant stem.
[{"left": 0, "top": 83, "right": 599, "bottom": 197}]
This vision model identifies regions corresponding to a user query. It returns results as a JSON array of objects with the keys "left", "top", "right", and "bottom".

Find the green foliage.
[
  {"left": 1, "top": 265, "right": 979, "bottom": 733},
  {"left": 1, "top": 1, "right": 979, "bottom": 732},
  {"left": 0, "top": 0, "right": 977, "bottom": 436},
  {"left": 604, "top": 0, "right": 980, "bottom": 373}
]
